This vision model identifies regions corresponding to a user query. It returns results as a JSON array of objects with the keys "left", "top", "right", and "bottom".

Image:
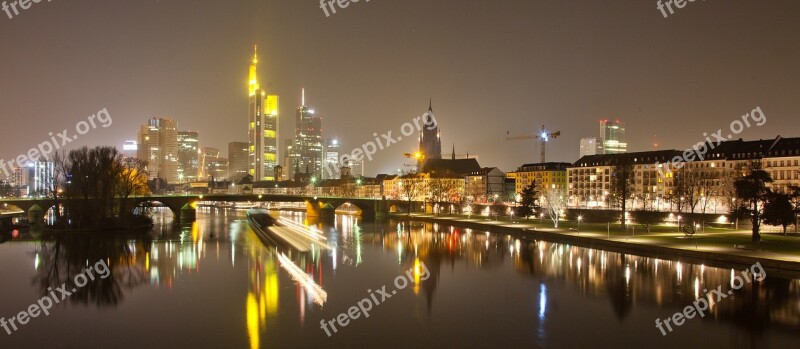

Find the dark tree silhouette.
[
  {"left": 734, "top": 167, "right": 773, "bottom": 242},
  {"left": 763, "top": 192, "right": 794, "bottom": 236},
  {"left": 514, "top": 182, "right": 539, "bottom": 219}
]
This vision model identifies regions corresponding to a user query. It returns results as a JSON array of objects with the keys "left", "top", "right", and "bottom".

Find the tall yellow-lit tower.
[{"left": 248, "top": 45, "right": 279, "bottom": 180}]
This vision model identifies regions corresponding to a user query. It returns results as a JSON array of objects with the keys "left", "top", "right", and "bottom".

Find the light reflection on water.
[{"left": 0, "top": 209, "right": 799, "bottom": 348}]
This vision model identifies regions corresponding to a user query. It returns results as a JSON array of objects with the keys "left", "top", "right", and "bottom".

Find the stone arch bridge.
[{"left": 0, "top": 194, "right": 406, "bottom": 222}]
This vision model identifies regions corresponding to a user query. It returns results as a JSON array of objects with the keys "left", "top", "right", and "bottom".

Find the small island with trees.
[{"left": 41, "top": 146, "right": 153, "bottom": 232}]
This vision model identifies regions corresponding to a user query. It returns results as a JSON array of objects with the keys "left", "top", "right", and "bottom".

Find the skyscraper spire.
[
  {"left": 248, "top": 45, "right": 260, "bottom": 96},
  {"left": 301, "top": 87, "right": 305, "bottom": 106},
  {"left": 428, "top": 98, "right": 433, "bottom": 112}
]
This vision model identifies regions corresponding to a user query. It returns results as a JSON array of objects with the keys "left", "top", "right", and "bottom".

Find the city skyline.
[
  {"left": 1, "top": 1, "right": 798, "bottom": 175},
  {"left": 3, "top": 2, "right": 800, "bottom": 348}
]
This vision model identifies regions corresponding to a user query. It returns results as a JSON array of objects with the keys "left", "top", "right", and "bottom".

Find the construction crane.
[
  {"left": 403, "top": 152, "right": 425, "bottom": 160},
  {"left": 506, "top": 125, "right": 561, "bottom": 163}
]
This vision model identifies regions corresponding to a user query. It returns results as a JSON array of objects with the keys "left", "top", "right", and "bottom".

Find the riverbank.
[{"left": 391, "top": 213, "right": 800, "bottom": 275}]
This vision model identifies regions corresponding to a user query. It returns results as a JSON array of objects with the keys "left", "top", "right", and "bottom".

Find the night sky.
[{"left": 1, "top": 0, "right": 798, "bottom": 175}]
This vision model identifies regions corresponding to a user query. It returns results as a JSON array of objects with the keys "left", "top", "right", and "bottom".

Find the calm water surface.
[{"left": 1, "top": 209, "right": 799, "bottom": 349}]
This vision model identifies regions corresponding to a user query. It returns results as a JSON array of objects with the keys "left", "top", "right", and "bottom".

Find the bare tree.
[
  {"left": 117, "top": 158, "right": 151, "bottom": 217},
  {"left": 676, "top": 164, "right": 716, "bottom": 230},
  {"left": 398, "top": 172, "right": 426, "bottom": 216},
  {"left": 60, "top": 146, "right": 127, "bottom": 228},
  {"left": 717, "top": 167, "right": 739, "bottom": 213},
  {"left": 543, "top": 187, "right": 567, "bottom": 228},
  {"left": 609, "top": 162, "right": 635, "bottom": 229},
  {"left": 427, "top": 175, "right": 460, "bottom": 215},
  {"left": 43, "top": 149, "right": 69, "bottom": 224}
]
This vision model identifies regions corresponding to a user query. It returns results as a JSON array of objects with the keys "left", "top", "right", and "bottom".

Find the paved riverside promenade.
[{"left": 395, "top": 213, "right": 800, "bottom": 273}]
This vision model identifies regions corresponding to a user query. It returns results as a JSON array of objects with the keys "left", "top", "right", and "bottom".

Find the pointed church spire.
[{"left": 452, "top": 144, "right": 455, "bottom": 160}]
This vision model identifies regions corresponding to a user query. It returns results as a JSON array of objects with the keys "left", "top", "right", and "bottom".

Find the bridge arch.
[
  {"left": 131, "top": 199, "right": 180, "bottom": 219},
  {"left": 332, "top": 202, "right": 364, "bottom": 216},
  {"left": 1, "top": 203, "right": 26, "bottom": 214}
]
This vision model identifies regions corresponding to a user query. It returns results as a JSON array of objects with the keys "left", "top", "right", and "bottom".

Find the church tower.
[{"left": 417, "top": 100, "right": 442, "bottom": 167}]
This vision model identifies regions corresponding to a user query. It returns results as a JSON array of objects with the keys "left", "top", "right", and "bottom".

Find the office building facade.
[
  {"left": 177, "top": 131, "right": 200, "bottom": 183},
  {"left": 290, "top": 89, "right": 324, "bottom": 179},
  {"left": 228, "top": 141, "right": 250, "bottom": 182},
  {"left": 579, "top": 137, "right": 601, "bottom": 157},
  {"left": 137, "top": 117, "right": 179, "bottom": 183},
  {"left": 247, "top": 46, "right": 279, "bottom": 181},
  {"left": 600, "top": 120, "right": 627, "bottom": 154}
]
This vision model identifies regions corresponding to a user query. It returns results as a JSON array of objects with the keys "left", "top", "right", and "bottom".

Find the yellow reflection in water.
[
  {"left": 414, "top": 257, "right": 421, "bottom": 295},
  {"left": 246, "top": 293, "right": 260, "bottom": 349},
  {"left": 246, "top": 232, "right": 280, "bottom": 349}
]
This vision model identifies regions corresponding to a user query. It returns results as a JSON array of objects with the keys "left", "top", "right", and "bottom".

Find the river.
[{"left": 0, "top": 209, "right": 798, "bottom": 348}]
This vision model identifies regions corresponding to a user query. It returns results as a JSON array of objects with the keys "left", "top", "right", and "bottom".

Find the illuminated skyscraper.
[
  {"left": 137, "top": 117, "right": 179, "bottom": 183},
  {"left": 177, "top": 131, "right": 200, "bottom": 183},
  {"left": 324, "top": 138, "right": 340, "bottom": 179},
  {"left": 418, "top": 100, "right": 441, "bottom": 166},
  {"left": 248, "top": 46, "right": 279, "bottom": 181},
  {"left": 17, "top": 162, "right": 54, "bottom": 197},
  {"left": 290, "top": 89, "right": 324, "bottom": 179},
  {"left": 350, "top": 159, "right": 364, "bottom": 177},
  {"left": 201, "top": 147, "right": 228, "bottom": 180},
  {"left": 122, "top": 140, "right": 138, "bottom": 158},
  {"left": 600, "top": 120, "right": 627, "bottom": 154},
  {"left": 228, "top": 141, "right": 250, "bottom": 182}
]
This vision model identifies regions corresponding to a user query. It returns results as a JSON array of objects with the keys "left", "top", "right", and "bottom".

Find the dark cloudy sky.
[{"left": 1, "top": 0, "right": 798, "bottom": 175}]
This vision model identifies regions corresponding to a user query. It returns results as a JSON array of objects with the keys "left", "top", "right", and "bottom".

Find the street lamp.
[{"left": 578, "top": 215, "right": 583, "bottom": 231}]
